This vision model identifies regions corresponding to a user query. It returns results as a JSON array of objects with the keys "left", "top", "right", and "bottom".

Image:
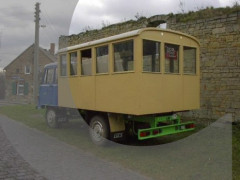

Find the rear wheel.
[
  {"left": 46, "top": 108, "right": 59, "bottom": 128},
  {"left": 89, "top": 115, "right": 109, "bottom": 146}
]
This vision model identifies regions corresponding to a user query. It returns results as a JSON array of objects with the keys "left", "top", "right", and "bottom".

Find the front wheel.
[
  {"left": 46, "top": 108, "right": 59, "bottom": 128},
  {"left": 89, "top": 115, "right": 109, "bottom": 146}
]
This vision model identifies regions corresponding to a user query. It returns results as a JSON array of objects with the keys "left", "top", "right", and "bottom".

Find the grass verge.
[{"left": 233, "top": 123, "right": 240, "bottom": 180}]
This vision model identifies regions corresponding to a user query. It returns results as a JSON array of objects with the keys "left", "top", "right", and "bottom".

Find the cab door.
[{"left": 39, "top": 67, "right": 58, "bottom": 106}]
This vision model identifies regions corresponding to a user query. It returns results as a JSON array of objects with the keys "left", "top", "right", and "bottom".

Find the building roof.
[{"left": 4, "top": 44, "right": 56, "bottom": 70}]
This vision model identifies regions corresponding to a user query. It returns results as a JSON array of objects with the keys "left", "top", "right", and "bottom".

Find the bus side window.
[
  {"left": 70, "top": 52, "right": 78, "bottom": 76},
  {"left": 81, "top": 49, "right": 92, "bottom": 76},
  {"left": 143, "top": 40, "right": 160, "bottom": 72},
  {"left": 114, "top": 40, "right": 134, "bottom": 72},
  {"left": 165, "top": 43, "right": 179, "bottom": 74},
  {"left": 184, "top": 47, "right": 196, "bottom": 74},
  {"left": 96, "top": 45, "right": 109, "bottom": 74},
  {"left": 60, "top": 54, "right": 67, "bottom": 76}
]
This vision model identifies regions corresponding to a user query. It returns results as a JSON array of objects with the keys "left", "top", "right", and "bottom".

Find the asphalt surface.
[{"left": 0, "top": 104, "right": 150, "bottom": 180}]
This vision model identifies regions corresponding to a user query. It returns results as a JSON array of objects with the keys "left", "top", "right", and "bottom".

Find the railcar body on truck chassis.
[{"left": 39, "top": 28, "right": 200, "bottom": 145}]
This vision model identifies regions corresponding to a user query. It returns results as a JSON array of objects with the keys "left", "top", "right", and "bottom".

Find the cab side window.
[{"left": 42, "top": 68, "right": 55, "bottom": 84}]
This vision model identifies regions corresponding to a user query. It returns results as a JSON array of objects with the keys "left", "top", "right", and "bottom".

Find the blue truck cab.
[{"left": 38, "top": 62, "right": 58, "bottom": 107}]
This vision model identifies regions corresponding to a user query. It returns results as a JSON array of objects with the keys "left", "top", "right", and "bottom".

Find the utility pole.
[{"left": 34, "top": 2, "right": 40, "bottom": 105}]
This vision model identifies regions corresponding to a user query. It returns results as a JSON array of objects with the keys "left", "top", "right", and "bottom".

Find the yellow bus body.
[{"left": 58, "top": 28, "right": 200, "bottom": 115}]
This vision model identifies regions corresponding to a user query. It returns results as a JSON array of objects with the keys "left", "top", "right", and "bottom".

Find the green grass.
[
  {"left": 176, "top": 5, "right": 240, "bottom": 23},
  {"left": 233, "top": 124, "right": 240, "bottom": 180},
  {"left": 0, "top": 105, "right": 236, "bottom": 179}
]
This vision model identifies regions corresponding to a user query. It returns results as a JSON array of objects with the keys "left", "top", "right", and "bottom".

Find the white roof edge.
[
  {"left": 44, "top": 62, "right": 57, "bottom": 68},
  {"left": 57, "top": 29, "right": 141, "bottom": 54},
  {"left": 57, "top": 27, "right": 200, "bottom": 54}
]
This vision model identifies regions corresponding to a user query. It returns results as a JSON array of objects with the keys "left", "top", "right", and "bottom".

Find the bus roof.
[
  {"left": 58, "top": 28, "right": 200, "bottom": 54},
  {"left": 44, "top": 62, "right": 57, "bottom": 69}
]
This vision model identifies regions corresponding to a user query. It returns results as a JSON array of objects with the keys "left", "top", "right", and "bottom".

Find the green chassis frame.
[{"left": 131, "top": 114, "right": 195, "bottom": 140}]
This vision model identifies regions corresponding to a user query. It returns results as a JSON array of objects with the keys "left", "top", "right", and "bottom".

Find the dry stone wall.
[
  {"left": 168, "top": 12, "right": 240, "bottom": 122},
  {"left": 59, "top": 8, "right": 240, "bottom": 122}
]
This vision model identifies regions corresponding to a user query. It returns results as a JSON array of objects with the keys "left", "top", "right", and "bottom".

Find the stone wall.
[
  {"left": 59, "top": 7, "right": 240, "bottom": 122},
  {"left": 168, "top": 11, "right": 240, "bottom": 122}
]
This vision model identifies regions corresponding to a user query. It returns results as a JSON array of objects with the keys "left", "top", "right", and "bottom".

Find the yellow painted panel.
[
  {"left": 95, "top": 73, "right": 140, "bottom": 114},
  {"left": 69, "top": 76, "right": 95, "bottom": 110},
  {"left": 58, "top": 78, "right": 76, "bottom": 108},
  {"left": 139, "top": 74, "right": 184, "bottom": 114},
  {"left": 183, "top": 75, "right": 200, "bottom": 110}
]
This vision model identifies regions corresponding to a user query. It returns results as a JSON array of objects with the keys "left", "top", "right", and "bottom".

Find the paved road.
[
  {"left": 0, "top": 125, "right": 46, "bottom": 180},
  {"left": 0, "top": 114, "right": 150, "bottom": 180}
]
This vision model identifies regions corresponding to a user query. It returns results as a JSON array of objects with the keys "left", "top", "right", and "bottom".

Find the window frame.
[
  {"left": 164, "top": 43, "right": 180, "bottom": 74},
  {"left": 46, "top": 68, "right": 55, "bottom": 84},
  {"left": 81, "top": 48, "right": 92, "bottom": 76},
  {"left": 17, "top": 81, "right": 24, "bottom": 96},
  {"left": 183, "top": 46, "right": 197, "bottom": 75},
  {"left": 113, "top": 39, "right": 134, "bottom": 73},
  {"left": 69, "top": 51, "right": 78, "bottom": 76},
  {"left": 96, "top": 45, "right": 109, "bottom": 75},
  {"left": 142, "top": 39, "right": 161, "bottom": 73},
  {"left": 60, "top": 54, "right": 67, "bottom": 77},
  {"left": 25, "top": 65, "right": 31, "bottom": 74}
]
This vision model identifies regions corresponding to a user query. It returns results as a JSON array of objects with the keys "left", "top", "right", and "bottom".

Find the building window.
[
  {"left": 12, "top": 81, "right": 28, "bottom": 96},
  {"left": 81, "top": 49, "right": 92, "bottom": 76},
  {"left": 70, "top": 52, "right": 78, "bottom": 76},
  {"left": 96, "top": 45, "right": 108, "bottom": 74},
  {"left": 184, "top": 46, "right": 196, "bottom": 74},
  {"left": 143, "top": 40, "right": 160, "bottom": 72},
  {"left": 60, "top": 54, "right": 67, "bottom": 76},
  {"left": 16, "top": 68, "right": 20, "bottom": 74},
  {"left": 165, "top": 43, "right": 179, "bottom": 73},
  {"left": 17, "top": 83, "right": 24, "bottom": 95},
  {"left": 25, "top": 65, "right": 31, "bottom": 74},
  {"left": 114, "top": 40, "right": 134, "bottom": 72}
]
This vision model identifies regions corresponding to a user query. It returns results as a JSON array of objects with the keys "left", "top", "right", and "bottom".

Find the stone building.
[
  {"left": 4, "top": 44, "right": 56, "bottom": 104},
  {"left": 59, "top": 7, "right": 240, "bottom": 122}
]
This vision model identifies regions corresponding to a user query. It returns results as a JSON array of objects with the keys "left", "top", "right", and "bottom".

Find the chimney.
[{"left": 49, "top": 43, "right": 55, "bottom": 55}]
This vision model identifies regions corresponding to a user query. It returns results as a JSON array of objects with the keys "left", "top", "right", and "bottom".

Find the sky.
[{"left": 0, "top": 0, "right": 239, "bottom": 70}]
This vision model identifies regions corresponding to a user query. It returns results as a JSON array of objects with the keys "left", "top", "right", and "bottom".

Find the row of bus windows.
[
  {"left": 143, "top": 40, "right": 197, "bottom": 74},
  {"left": 60, "top": 39, "right": 196, "bottom": 76}
]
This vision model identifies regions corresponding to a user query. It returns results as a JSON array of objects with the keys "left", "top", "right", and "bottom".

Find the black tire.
[
  {"left": 89, "top": 115, "right": 109, "bottom": 146},
  {"left": 46, "top": 108, "right": 59, "bottom": 128}
]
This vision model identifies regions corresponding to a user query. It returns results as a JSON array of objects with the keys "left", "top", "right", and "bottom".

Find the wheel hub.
[{"left": 92, "top": 122, "right": 103, "bottom": 141}]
